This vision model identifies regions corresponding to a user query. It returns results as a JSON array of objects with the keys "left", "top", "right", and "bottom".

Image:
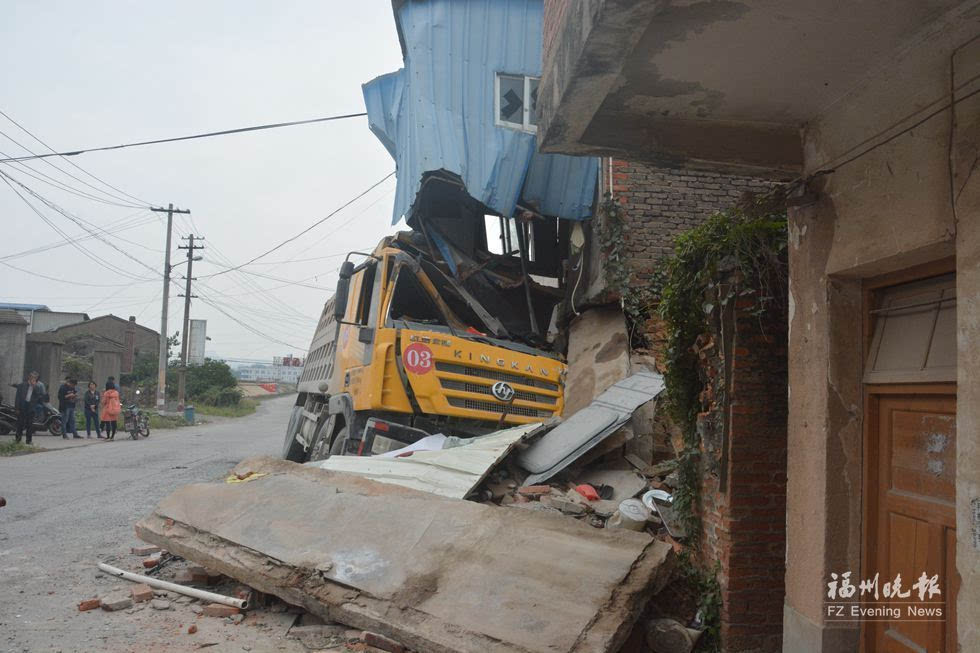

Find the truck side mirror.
[{"left": 334, "top": 261, "right": 355, "bottom": 321}]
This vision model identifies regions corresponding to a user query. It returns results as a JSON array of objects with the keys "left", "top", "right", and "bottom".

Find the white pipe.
[{"left": 97, "top": 562, "right": 248, "bottom": 609}]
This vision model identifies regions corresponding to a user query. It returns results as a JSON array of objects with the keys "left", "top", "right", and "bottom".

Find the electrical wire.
[
  {"left": 0, "top": 210, "right": 156, "bottom": 261},
  {"left": 0, "top": 112, "right": 368, "bottom": 163},
  {"left": 0, "top": 260, "right": 157, "bottom": 287},
  {"left": 1, "top": 172, "right": 161, "bottom": 279},
  {"left": 201, "top": 171, "right": 395, "bottom": 278},
  {"left": 0, "top": 109, "right": 155, "bottom": 206}
]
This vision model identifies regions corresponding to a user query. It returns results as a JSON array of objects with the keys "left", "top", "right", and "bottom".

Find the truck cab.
[{"left": 283, "top": 236, "right": 566, "bottom": 463}]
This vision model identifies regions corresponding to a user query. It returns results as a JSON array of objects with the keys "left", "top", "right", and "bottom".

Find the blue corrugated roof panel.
[
  {"left": 363, "top": 0, "right": 598, "bottom": 224},
  {"left": 0, "top": 303, "right": 49, "bottom": 311}
]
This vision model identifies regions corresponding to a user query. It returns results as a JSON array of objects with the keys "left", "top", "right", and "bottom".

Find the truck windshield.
[{"left": 388, "top": 268, "right": 447, "bottom": 327}]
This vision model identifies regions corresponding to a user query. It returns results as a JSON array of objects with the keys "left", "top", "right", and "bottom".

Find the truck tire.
[
  {"left": 329, "top": 425, "right": 349, "bottom": 456},
  {"left": 282, "top": 406, "right": 306, "bottom": 462}
]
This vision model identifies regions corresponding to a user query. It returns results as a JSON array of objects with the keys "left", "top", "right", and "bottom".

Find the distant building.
[
  {"left": 0, "top": 303, "right": 88, "bottom": 334},
  {"left": 236, "top": 357, "right": 304, "bottom": 384},
  {"left": 51, "top": 314, "right": 159, "bottom": 375}
]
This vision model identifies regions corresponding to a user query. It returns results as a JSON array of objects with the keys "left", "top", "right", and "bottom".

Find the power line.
[
  {"left": 203, "top": 171, "right": 395, "bottom": 278},
  {"left": 0, "top": 260, "right": 157, "bottom": 288},
  {"left": 0, "top": 111, "right": 368, "bottom": 163},
  {"left": 2, "top": 172, "right": 161, "bottom": 278},
  {"left": 0, "top": 109, "right": 155, "bottom": 206},
  {"left": 0, "top": 210, "right": 155, "bottom": 261}
]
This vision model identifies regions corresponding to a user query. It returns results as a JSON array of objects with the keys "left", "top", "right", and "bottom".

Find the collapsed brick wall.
[
  {"left": 696, "top": 294, "right": 788, "bottom": 653},
  {"left": 607, "top": 159, "right": 777, "bottom": 280}
]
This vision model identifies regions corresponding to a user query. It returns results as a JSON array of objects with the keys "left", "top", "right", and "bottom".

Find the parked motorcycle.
[
  {"left": 123, "top": 390, "right": 150, "bottom": 440},
  {"left": 0, "top": 389, "right": 63, "bottom": 436}
]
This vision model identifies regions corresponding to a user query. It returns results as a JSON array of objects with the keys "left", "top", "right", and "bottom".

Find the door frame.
[{"left": 859, "top": 258, "right": 958, "bottom": 652}]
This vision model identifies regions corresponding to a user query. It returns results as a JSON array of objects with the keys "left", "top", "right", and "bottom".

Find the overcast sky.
[{"left": 0, "top": 1, "right": 403, "bottom": 363}]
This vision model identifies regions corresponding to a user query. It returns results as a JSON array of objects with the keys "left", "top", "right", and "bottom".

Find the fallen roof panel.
[
  {"left": 306, "top": 422, "right": 546, "bottom": 499},
  {"left": 518, "top": 371, "right": 666, "bottom": 486},
  {"left": 136, "top": 457, "right": 674, "bottom": 653}
]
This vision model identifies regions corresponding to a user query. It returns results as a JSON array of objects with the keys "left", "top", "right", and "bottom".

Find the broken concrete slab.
[
  {"left": 136, "top": 456, "right": 674, "bottom": 653},
  {"left": 100, "top": 591, "right": 133, "bottom": 611},
  {"left": 307, "top": 422, "right": 547, "bottom": 499},
  {"left": 519, "top": 371, "right": 666, "bottom": 486},
  {"left": 563, "top": 307, "right": 631, "bottom": 417}
]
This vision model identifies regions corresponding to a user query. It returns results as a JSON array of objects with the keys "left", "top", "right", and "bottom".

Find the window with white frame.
[{"left": 495, "top": 73, "right": 539, "bottom": 133}]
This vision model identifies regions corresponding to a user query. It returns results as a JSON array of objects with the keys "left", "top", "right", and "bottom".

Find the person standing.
[
  {"left": 57, "top": 377, "right": 81, "bottom": 440},
  {"left": 83, "top": 381, "right": 102, "bottom": 438},
  {"left": 100, "top": 380, "right": 121, "bottom": 440},
  {"left": 14, "top": 371, "right": 45, "bottom": 445}
]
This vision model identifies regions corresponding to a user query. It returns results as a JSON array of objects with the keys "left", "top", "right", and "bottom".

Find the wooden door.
[{"left": 866, "top": 391, "right": 957, "bottom": 653}]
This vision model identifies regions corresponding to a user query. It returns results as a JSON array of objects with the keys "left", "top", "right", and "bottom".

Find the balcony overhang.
[{"left": 538, "top": 0, "right": 965, "bottom": 178}]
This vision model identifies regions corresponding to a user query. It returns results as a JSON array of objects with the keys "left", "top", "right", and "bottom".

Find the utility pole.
[
  {"left": 176, "top": 234, "right": 205, "bottom": 410},
  {"left": 150, "top": 204, "right": 190, "bottom": 414}
]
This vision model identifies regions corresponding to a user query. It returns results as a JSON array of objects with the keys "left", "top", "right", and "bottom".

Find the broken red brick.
[
  {"left": 130, "top": 545, "right": 161, "bottom": 556},
  {"left": 77, "top": 598, "right": 101, "bottom": 612},
  {"left": 202, "top": 604, "right": 240, "bottom": 618},
  {"left": 130, "top": 584, "right": 154, "bottom": 603},
  {"left": 187, "top": 624, "right": 198, "bottom": 634},
  {"left": 362, "top": 631, "right": 406, "bottom": 653},
  {"left": 517, "top": 484, "right": 550, "bottom": 496},
  {"left": 142, "top": 557, "right": 160, "bottom": 568}
]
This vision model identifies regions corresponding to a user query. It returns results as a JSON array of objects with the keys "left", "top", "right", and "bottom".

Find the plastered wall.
[{"left": 785, "top": 10, "right": 980, "bottom": 651}]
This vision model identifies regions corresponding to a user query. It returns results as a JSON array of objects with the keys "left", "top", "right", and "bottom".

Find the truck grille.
[
  {"left": 435, "top": 362, "right": 559, "bottom": 392},
  {"left": 447, "top": 398, "right": 552, "bottom": 419},
  {"left": 439, "top": 378, "right": 558, "bottom": 406}
]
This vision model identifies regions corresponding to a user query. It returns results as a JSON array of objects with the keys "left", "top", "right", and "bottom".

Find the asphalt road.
[{"left": 0, "top": 396, "right": 306, "bottom": 653}]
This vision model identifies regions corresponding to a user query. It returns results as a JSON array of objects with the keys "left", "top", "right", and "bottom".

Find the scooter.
[
  {"left": 0, "top": 389, "right": 63, "bottom": 436},
  {"left": 123, "top": 390, "right": 150, "bottom": 440}
]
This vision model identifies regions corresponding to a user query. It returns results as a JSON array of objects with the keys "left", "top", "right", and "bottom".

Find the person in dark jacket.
[
  {"left": 83, "top": 381, "right": 102, "bottom": 438},
  {"left": 57, "top": 377, "right": 80, "bottom": 440},
  {"left": 14, "top": 371, "right": 46, "bottom": 444}
]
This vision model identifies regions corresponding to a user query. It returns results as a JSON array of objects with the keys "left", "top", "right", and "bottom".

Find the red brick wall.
[
  {"left": 606, "top": 159, "right": 778, "bottom": 278},
  {"left": 697, "top": 296, "right": 788, "bottom": 652}
]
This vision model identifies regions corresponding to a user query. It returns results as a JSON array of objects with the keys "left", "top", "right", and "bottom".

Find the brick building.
[{"left": 51, "top": 314, "right": 159, "bottom": 374}]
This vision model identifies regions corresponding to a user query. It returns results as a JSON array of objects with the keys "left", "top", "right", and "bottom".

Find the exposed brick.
[
  {"left": 77, "top": 598, "right": 101, "bottom": 611},
  {"left": 130, "top": 545, "right": 161, "bottom": 556},
  {"left": 363, "top": 631, "right": 406, "bottom": 653},
  {"left": 202, "top": 604, "right": 240, "bottom": 618},
  {"left": 517, "top": 485, "right": 550, "bottom": 496},
  {"left": 130, "top": 583, "right": 154, "bottom": 603}
]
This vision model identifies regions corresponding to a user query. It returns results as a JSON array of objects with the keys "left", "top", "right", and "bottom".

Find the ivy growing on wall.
[
  {"left": 597, "top": 194, "right": 660, "bottom": 347},
  {"left": 658, "top": 190, "right": 788, "bottom": 537}
]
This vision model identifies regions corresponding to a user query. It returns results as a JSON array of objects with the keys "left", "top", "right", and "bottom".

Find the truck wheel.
[
  {"left": 329, "top": 425, "right": 349, "bottom": 457},
  {"left": 282, "top": 406, "right": 306, "bottom": 462}
]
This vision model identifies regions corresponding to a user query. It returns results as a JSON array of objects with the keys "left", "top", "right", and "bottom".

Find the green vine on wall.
[
  {"left": 658, "top": 190, "right": 787, "bottom": 537},
  {"left": 597, "top": 194, "right": 659, "bottom": 347}
]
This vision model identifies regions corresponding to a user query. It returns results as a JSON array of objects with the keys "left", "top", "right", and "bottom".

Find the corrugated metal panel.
[
  {"left": 363, "top": 0, "right": 598, "bottom": 224},
  {"left": 307, "top": 423, "right": 545, "bottom": 499}
]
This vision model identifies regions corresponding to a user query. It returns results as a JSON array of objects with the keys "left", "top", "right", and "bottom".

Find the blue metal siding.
[{"left": 363, "top": 0, "right": 597, "bottom": 223}]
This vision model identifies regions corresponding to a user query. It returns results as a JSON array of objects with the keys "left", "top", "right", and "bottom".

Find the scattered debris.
[
  {"left": 645, "top": 617, "right": 703, "bottom": 653},
  {"left": 363, "top": 630, "right": 407, "bottom": 653},
  {"left": 287, "top": 624, "right": 350, "bottom": 649},
  {"left": 136, "top": 456, "right": 675, "bottom": 653},
  {"left": 576, "top": 468, "right": 648, "bottom": 502},
  {"left": 131, "top": 545, "right": 161, "bottom": 556},
  {"left": 100, "top": 591, "right": 133, "bottom": 612},
  {"left": 188, "top": 624, "right": 198, "bottom": 634},
  {"left": 607, "top": 499, "right": 651, "bottom": 532},
  {"left": 130, "top": 584, "right": 154, "bottom": 603},
  {"left": 150, "top": 599, "right": 171, "bottom": 610},
  {"left": 203, "top": 604, "right": 240, "bottom": 618},
  {"left": 77, "top": 598, "right": 101, "bottom": 612},
  {"left": 97, "top": 562, "right": 248, "bottom": 609}
]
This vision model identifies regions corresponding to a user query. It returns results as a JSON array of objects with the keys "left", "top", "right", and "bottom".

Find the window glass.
[
  {"left": 355, "top": 263, "right": 376, "bottom": 326},
  {"left": 498, "top": 74, "right": 524, "bottom": 125}
]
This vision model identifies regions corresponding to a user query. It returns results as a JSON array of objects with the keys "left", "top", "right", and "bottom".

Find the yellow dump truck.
[{"left": 283, "top": 233, "right": 566, "bottom": 462}]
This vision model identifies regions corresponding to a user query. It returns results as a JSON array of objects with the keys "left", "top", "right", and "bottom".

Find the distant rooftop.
[{"left": 0, "top": 303, "right": 50, "bottom": 311}]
